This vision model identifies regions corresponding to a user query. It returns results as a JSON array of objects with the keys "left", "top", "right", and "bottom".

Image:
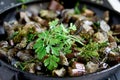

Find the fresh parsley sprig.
[
  {"left": 79, "top": 42, "right": 108, "bottom": 61},
  {"left": 33, "top": 19, "right": 83, "bottom": 70}
]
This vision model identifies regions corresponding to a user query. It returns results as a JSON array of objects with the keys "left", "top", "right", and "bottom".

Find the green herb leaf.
[
  {"left": 27, "top": 33, "right": 35, "bottom": 43},
  {"left": 33, "top": 20, "right": 83, "bottom": 70},
  {"left": 69, "top": 23, "right": 77, "bottom": 31},
  {"left": 34, "top": 40, "right": 46, "bottom": 60},
  {"left": 79, "top": 42, "right": 99, "bottom": 60},
  {"left": 44, "top": 55, "right": 59, "bottom": 70},
  {"left": 49, "top": 19, "right": 59, "bottom": 29},
  {"left": 74, "top": 2, "right": 80, "bottom": 14}
]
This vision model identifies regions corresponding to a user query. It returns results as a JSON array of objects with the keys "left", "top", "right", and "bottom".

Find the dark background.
[{"left": 0, "top": 0, "right": 120, "bottom": 80}]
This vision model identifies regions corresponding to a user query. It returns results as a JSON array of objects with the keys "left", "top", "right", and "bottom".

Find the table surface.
[{"left": 0, "top": 0, "right": 120, "bottom": 80}]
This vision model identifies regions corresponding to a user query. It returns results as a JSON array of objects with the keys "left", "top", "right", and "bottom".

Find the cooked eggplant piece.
[
  {"left": 108, "top": 51, "right": 119, "bottom": 57},
  {"left": 24, "top": 63, "right": 36, "bottom": 73},
  {"left": 26, "top": 41, "right": 35, "bottom": 49},
  {"left": 111, "top": 24, "right": 120, "bottom": 38},
  {"left": 61, "top": 9, "right": 74, "bottom": 18},
  {"left": 9, "top": 40, "right": 14, "bottom": 46},
  {"left": 103, "top": 11, "right": 109, "bottom": 23},
  {"left": 16, "top": 11, "right": 31, "bottom": 24},
  {"left": 60, "top": 52, "right": 69, "bottom": 66},
  {"left": 68, "top": 61, "right": 85, "bottom": 76},
  {"left": 108, "top": 35, "right": 116, "bottom": 42},
  {"left": 71, "top": 61, "right": 85, "bottom": 69},
  {"left": 112, "top": 24, "right": 120, "bottom": 33},
  {"left": 52, "top": 67, "right": 66, "bottom": 77},
  {"left": 83, "top": 20, "right": 93, "bottom": 26},
  {"left": 7, "top": 48, "right": 18, "bottom": 59},
  {"left": 100, "top": 20, "right": 110, "bottom": 32},
  {"left": 68, "top": 67, "right": 85, "bottom": 76},
  {"left": 35, "top": 62, "right": 43, "bottom": 71},
  {"left": 49, "top": 0, "right": 64, "bottom": 11},
  {"left": 81, "top": 24, "right": 93, "bottom": 33},
  {"left": 109, "top": 42, "right": 117, "bottom": 49},
  {"left": 23, "top": 22, "right": 45, "bottom": 33},
  {"left": 61, "top": 9, "right": 75, "bottom": 23},
  {"left": 72, "top": 15, "right": 86, "bottom": 21},
  {"left": 40, "top": 10, "right": 58, "bottom": 20},
  {"left": 0, "top": 41, "right": 9, "bottom": 48},
  {"left": 3, "top": 22, "right": 15, "bottom": 37},
  {"left": 29, "top": 63, "right": 36, "bottom": 73},
  {"left": 0, "top": 48, "right": 8, "bottom": 58},
  {"left": 104, "top": 47, "right": 111, "bottom": 54},
  {"left": 82, "top": 9, "right": 94, "bottom": 17},
  {"left": 86, "top": 61, "right": 99, "bottom": 73},
  {"left": 15, "top": 37, "right": 27, "bottom": 49},
  {"left": 107, "top": 51, "right": 120, "bottom": 65},
  {"left": 32, "top": 15, "right": 48, "bottom": 27},
  {"left": 27, "top": 4, "right": 43, "bottom": 15},
  {"left": 94, "top": 32, "right": 108, "bottom": 43},
  {"left": 16, "top": 50, "right": 33, "bottom": 61},
  {"left": 75, "top": 19, "right": 94, "bottom": 36},
  {"left": 99, "top": 62, "right": 108, "bottom": 70}
]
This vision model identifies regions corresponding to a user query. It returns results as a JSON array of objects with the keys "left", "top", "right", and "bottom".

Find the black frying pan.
[{"left": 0, "top": 0, "right": 120, "bottom": 80}]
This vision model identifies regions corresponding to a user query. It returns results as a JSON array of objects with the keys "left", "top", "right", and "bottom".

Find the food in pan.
[{"left": 0, "top": 0, "right": 120, "bottom": 77}]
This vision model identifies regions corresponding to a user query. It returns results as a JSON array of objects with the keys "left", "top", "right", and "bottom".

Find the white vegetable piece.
[{"left": 100, "top": 20, "right": 110, "bottom": 32}]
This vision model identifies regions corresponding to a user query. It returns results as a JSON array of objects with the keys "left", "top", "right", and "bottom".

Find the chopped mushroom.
[
  {"left": 61, "top": 9, "right": 75, "bottom": 23},
  {"left": 82, "top": 24, "right": 93, "bottom": 33},
  {"left": 109, "top": 42, "right": 117, "bottom": 49},
  {"left": 68, "top": 67, "right": 85, "bottom": 76},
  {"left": 82, "top": 9, "right": 94, "bottom": 17},
  {"left": 99, "top": 62, "right": 108, "bottom": 69},
  {"left": 86, "top": 61, "right": 99, "bottom": 73},
  {"left": 94, "top": 32, "right": 108, "bottom": 43},
  {"left": 71, "top": 61, "right": 85, "bottom": 69},
  {"left": 52, "top": 67, "right": 66, "bottom": 77},
  {"left": 15, "top": 37, "right": 27, "bottom": 49},
  {"left": 40, "top": 10, "right": 58, "bottom": 20},
  {"left": 25, "top": 63, "right": 36, "bottom": 73},
  {"left": 60, "top": 52, "right": 69, "bottom": 66},
  {"left": 16, "top": 11, "right": 31, "bottom": 23},
  {"left": 100, "top": 20, "right": 110, "bottom": 32},
  {"left": 32, "top": 15, "right": 48, "bottom": 27},
  {"left": 0, "top": 41, "right": 9, "bottom": 48},
  {"left": 16, "top": 50, "right": 33, "bottom": 61},
  {"left": 3, "top": 22, "right": 14, "bottom": 37},
  {"left": 108, "top": 51, "right": 119, "bottom": 57},
  {"left": 7, "top": 48, "right": 18, "bottom": 59},
  {"left": 103, "top": 11, "right": 109, "bottom": 23},
  {"left": 49, "top": 0, "right": 64, "bottom": 11},
  {"left": 26, "top": 41, "right": 35, "bottom": 49},
  {"left": 0, "top": 48, "right": 8, "bottom": 57},
  {"left": 68, "top": 62, "right": 85, "bottom": 76},
  {"left": 112, "top": 24, "right": 120, "bottom": 33}
]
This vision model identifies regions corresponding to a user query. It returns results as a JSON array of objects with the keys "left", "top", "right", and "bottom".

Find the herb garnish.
[
  {"left": 74, "top": 2, "right": 87, "bottom": 14},
  {"left": 33, "top": 19, "right": 83, "bottom": 70},
  {"left": 79, "top": 41, "right": 108, "bottom": 61}
]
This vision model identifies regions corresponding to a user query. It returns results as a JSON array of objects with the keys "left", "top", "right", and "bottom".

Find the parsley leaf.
[
  {"left": 33, "top": 20, "right": 83, "bottom": 70},
  {"left": 79, "top": 42, "right": 108, "bottom": 61},
  {"left": 44, "top": 55, "right": 59, "bottom": 70}
]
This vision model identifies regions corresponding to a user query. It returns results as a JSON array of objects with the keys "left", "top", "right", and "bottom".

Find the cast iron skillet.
[{"left": 0, "top": 0, "right": 120, "bottom": 80}]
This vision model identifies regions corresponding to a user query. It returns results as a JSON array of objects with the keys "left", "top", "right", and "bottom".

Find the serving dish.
[{"left": 0, "top": 0, "right": 120, "bottom": 80}]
